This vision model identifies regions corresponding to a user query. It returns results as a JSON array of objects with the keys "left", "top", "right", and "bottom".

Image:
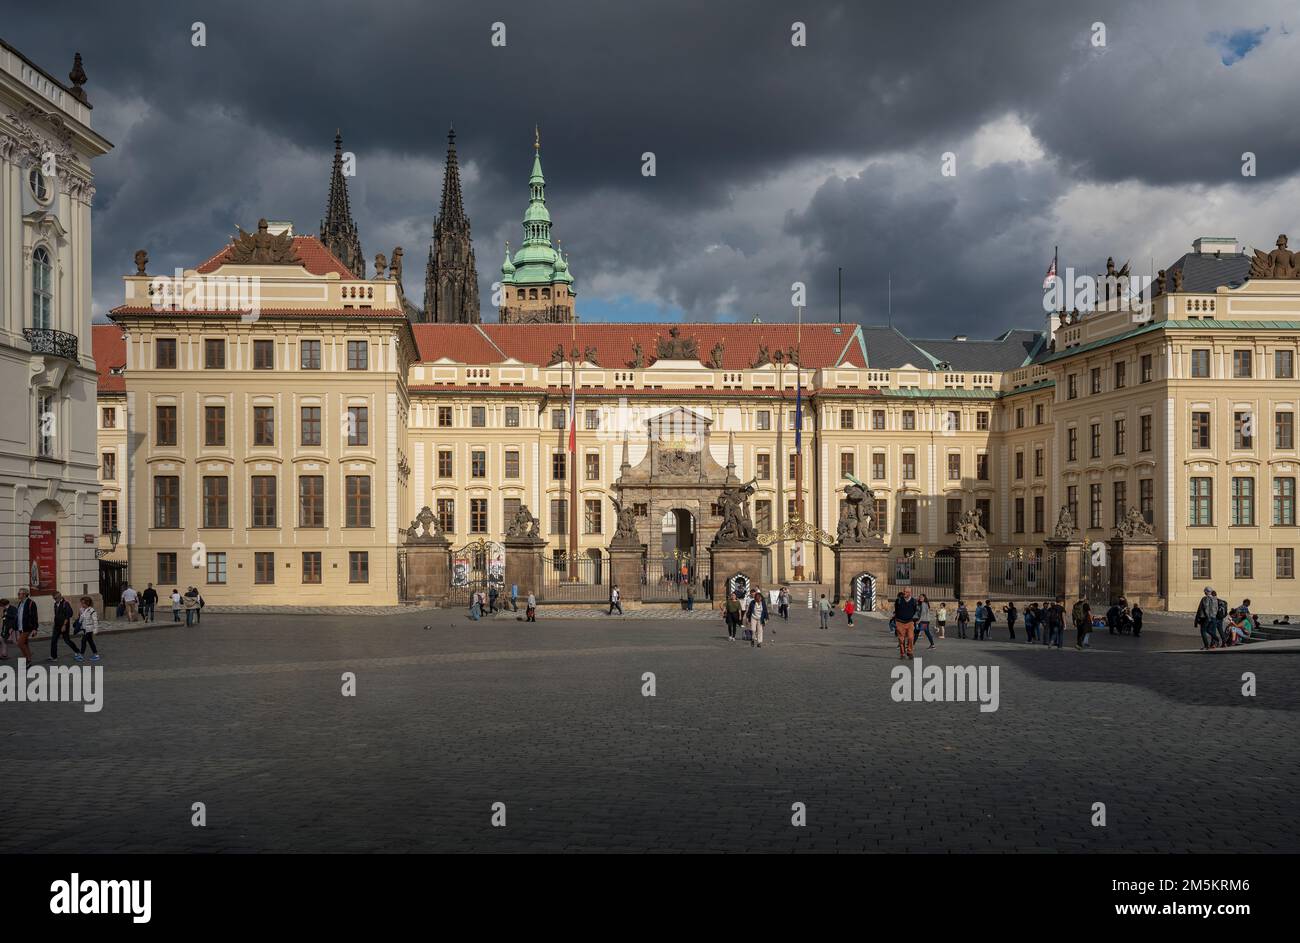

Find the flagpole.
[
  {"left": 794, "top": 303, "right": 805, "bottom": 581},
  {"left": 568, "top": 322, "right": 578, "bottom": 582}
]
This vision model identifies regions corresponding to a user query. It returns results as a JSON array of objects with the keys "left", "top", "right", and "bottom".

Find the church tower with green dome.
[{"left": 499, "top": 128, "right": 577, "bottom": 324}]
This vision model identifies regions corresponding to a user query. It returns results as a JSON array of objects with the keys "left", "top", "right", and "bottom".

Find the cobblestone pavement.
[{"left": 4, "top": 606, "right": 1297, "bottom": 853}]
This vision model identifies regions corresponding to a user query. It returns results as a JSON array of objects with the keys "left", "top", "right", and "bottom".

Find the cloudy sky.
[{"left": 11, "top": 0, "right": 1300, "bottom": 337}]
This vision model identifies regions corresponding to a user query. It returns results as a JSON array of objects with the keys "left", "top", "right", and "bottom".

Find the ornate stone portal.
[{"left": 402, "top": 506, "right": 451, "bottom": 603}]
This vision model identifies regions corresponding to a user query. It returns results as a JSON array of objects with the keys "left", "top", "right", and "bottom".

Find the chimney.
[
  {"left": 952, "top": 334, "right": 967, "bottom": 341},
  {"left": 1192, "top": 236, "right": 1237, "bottom": 255}
]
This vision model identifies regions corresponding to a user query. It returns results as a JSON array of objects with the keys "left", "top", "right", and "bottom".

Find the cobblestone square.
[{"left": 5, "top": 607, "right": 1297, "bottom": 853}]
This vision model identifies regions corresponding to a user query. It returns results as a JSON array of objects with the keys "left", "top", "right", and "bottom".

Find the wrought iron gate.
[
  {"left": 989, "top": 549, "right": 1063, "bottom": 599},
  {"left": 1080, "top": 545, "right": 1113, "bottom": 605},
  {"left": 448, "top": 539, "right": 505, "bottom": 607},
  {"left": 543, "top": 551, "right": 610, "bottom": 603},
  {"left": 644, "top": 548, "right": 698, "bottom": 602}
]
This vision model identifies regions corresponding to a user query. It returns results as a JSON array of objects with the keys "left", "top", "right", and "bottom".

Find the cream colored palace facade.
[{"left": 94, "top": 227, "right": 1300, "bottom": 612}]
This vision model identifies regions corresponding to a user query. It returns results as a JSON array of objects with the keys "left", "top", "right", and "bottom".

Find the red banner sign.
[{"left": 28, "top": 521, "right": 57, "bottom": 596}]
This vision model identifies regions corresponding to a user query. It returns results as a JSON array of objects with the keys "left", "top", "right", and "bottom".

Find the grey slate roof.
[
  {"left": 1166, "top": 252, "right": 1252, "bottom": 293},
  {"left": 909, "top": 328, "right": 1046, "bottom": 371},
  {"left": 859, "top": 325, "right": 936, "bottom": 369}
]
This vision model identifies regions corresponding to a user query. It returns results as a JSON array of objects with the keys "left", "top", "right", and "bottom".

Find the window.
[
  {"left": 300, "top": 340, "right": 321, "bottom": 369},
  {"left": 349, "top": 551, "right": 369, "bottom": 583},
  {"left": 1090, "top": 423, "right": 1101, "bottom": 459},
  {"left": 31, "top": 246, "right": 52, "bottom": 329},
  {"left": 253, "top": 406, "right": 274, "bottom": 446},
  {"left": 204, "top": 338, "right": 226, "bottom": 369},
  {"left": 902, "top": 453, "right": 916, "bottom": 480},
  {"left": 251, "top": 475, "right": 277, "bottom": 527},
  {"left": 1278, "top": 548, "right": 1295, "bottom": 580},
  {"left": 1090, "top": 367, "right": 1102, "bottom": 394},
  {"left": 1191, "top": 412, "right": 1210, "bottom": 449},
  {"left": 946, "top": 410, "right": 960, "bottom": 432},
  {"left": 840, "top": 409, "right": 854, "bottom": 430},
  {"left": 156, "top": 338, "right": 177, "bottom": 369},
  {"left": 436, "top": 498, "right": 455, "bottom": 533},
  {"left": 254, "top": 552, "right": 275, "bottom": 585},
  {"left": 755, "top": 500, "right": 772, "bottom": 533},
  {"left": 505, "top": 407, "right": 520, "bottom": 427},
  {"left": 1033, "top": 495, "right": 1045, "bottom": 533},
  {"left": 505, "top": 450, "right": 520, "bottom": 478},
  {"left": 840, "top": 452, "right": 855, "bottom": 479},
  {"left": 202, "top": 476, "right": 229, "bottom": 528},
  {"left": 300, "top": 406, "right": 321, "bottom": 446},
  {"left": 1067, "top": 486, "right": 1078, "bottom": 525},
  {"left": 945, "top": 498, "right": 962, "bottom": 534},
  {"left": 871, "top": 410, "right": 885, "bottom": 430},
  {"left": 101, "top": 499, "right": 118, "bottom": 535},
  {"left": 757, "top": 453, "right": 772, "bottom": 480},
  {"left": 471, "top": 450, "right": 486, "bottom": 479},
  {"left": 1089, "top": 484, "right": 1102, "bottom": 529},
  {"left": 156, "top": 405, "right": 177, "bottom": 446},
  {"left": 1113, "top": 417, "right": 1126, "bottom": 455},
  {"left": 585, "top": 453, "right": 600, "bottom": 481},
  {"left": 253, "top": 339, "right": 274, "bottom": 370},
  {"left": 551, "top": 409, "right": 566, "bottom": 430},
  {"left": 1034, "top": 404, "right": 1044, "bottom": 425},
  {"left": 471, "top": 406, "right": 486, "bottom": 427},
  {"left": 437, "top": 450, "right": 453, "bottom": 478},
  {"left": 949, "top": 453, "right": 961, "bottom": 481},
  {"left": 1014, "top": 452, "right": 1023, "bottom": 480},
  {"left": 976, "top": 499, "right": 992, "bottom": 535},
  {"left": 584, "top": 499, "right": 602, "bottom": 534},
  {"left": 206, "top": 552, "right": 227, "bottom": 585},
  {"left": 1275, "top": 477, "right": 1296, "bottom": 526},
  {"left": 900, "top": 499, "right": 918, "bottom": 534},
  {"left": 1067, "top": 427, "right": 1077, "bottom": 461},
  {"left": 1113, "top": 480, "right": 1127, "bottom": 527},
  {"left": 102, "top": 407, "right": 116, "bottom": 429},
  {"left": 1115, "top": 361, "right": 1126, "bottom": 389},
  {"left": 757, "top": 410, "right": 772, "bottom": 431},
  {"left": 299, "top": 475, "right": 324, "bottom": 527},
  {"left": 157, "top": 553, "right": 177, "bottom": 585},
  {"left": 1140, "top": 354, "right": 1153, "bottom": 383},
  {"left": 345, "top": 475, "right": 371, "bottom": 527},
  {"left": 503, "top": 497, "right": 521, "bottom": 528},
  {"left": 470, "top": 498, "right": 487, "bottom": 534},
  {"left": 1190, "top": 477, "right": 1213, "bottom": 526},
  {"left": 1014, "top": 497, "right": 1025, "bottom": 534},
  {"left": 1034, "top": 447, "right": 1044, "bottom": 477},
  {"left": 346, "top": 340, "right": 368, "bottom": 370},
  {"left": 786, "top": 409, "right": 803, "bottom": 431},
  {"left": 1234, "top": 411, "right": 1253, "bottom": 449},
  {"left": 1277, "top": 350, "right": 1294, "bottom": 379},
  {"left": 1234, "top": 548, "right": 1253, "bottom": 579},
  {"left": 438, "top": 406, "right": 453, "bottom": 428},
  {"left": 153, "top": 476, "right": 179, "bottom": 528},
  {"left": 977, "top": 411, "right": 990, "bottom": 431},
  {"left": 1015, "top": 408, "right": 1025, "bottom": 429},
  {"left": 1191, "top": 548, "right": 1211, "bottom": 580},
  {"left": 205, "top": 406, "right": 226, "bottom": 447},
  {"left": 29, "top": 168, "right": 50, "bottom": 203},
  {"left": 585, "top": 409, "right": 600, "bottom": 430},
  {"left": 302, "top": 552, "right": 322, "bottom": 584},
  {"left": 902, "top": 410, "right": 915, "bottom": 431},
  {"left": 1067, "top": 374, "right": 1078, "bottom": 399},
  {"left": 552, "top": 452, "right": 566, "bottom": 481},
  {"left": 1140, "top": 479, "right": 1154, "bottom": 523},
  {"left": 976, "top": 453, "right": 990, "bottom": 481},
  {"left": 871, "top": 452, "right": 885, "bottom": 480},
  {"left": 1140, "top": 414, "right": 1152, "bottom": 452},
  {"left": 788, "top": 453, "right": 798, "bottom": 482},
  {"left": 1190, "top": 349, "right": 1210, "bottom": 378},
  {"left": 1277, "top": 412, "right": 1294, "bottom": 450},
  {"left": 101, "top": 451, "right": 116, "bottom": 480},
  {"left": 1232, "top": 349, "right": 1252, "bottom": 378}
]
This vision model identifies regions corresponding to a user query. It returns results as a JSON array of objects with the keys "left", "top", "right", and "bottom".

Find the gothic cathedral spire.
[
  {"left": 422, "top": 127, "right": 481, "bottom": 323},
  {"left": 319, "top": 130, "right": 365, "bottom": 279}
]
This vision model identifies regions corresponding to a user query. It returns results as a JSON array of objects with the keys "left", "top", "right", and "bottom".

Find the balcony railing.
[{"left": 23, "top": 327, "right": 79, "bottom": 361}]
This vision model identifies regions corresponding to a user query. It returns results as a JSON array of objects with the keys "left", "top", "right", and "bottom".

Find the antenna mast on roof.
[
  {"left": 837, "top": 266, "right": 842, "bottom": 324},
  {"left": 887, "top": 274, "right": 892, "bottom": 329}
]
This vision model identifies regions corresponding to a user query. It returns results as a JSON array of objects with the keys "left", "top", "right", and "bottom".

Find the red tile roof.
[
  {"left": 92, "top": 324, "right": 127, "bottom": 392},
  {"left": 195, "top": 234, "right": 356, "bottom": 277},
  {"left": 414, "top": 323, "right": 866, "bottom": 369},
  {"left": 108, "top": 306, "right": 407, "bottom": 320}
]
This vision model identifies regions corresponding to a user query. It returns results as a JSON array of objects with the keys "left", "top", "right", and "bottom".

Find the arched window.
[
  {"left": 32, "top": 246, "right": 53, "bottom": 330},
  {"left": 529, "top": 289, "right": 538, "bottom": 300},
  {"left": 516, "top": 290, "right": 524, "bottom": 300},
  {"left": 541, "top": 288, "right": 550, "bottom": 299}
]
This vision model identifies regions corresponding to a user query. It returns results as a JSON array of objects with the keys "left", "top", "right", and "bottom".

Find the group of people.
[
  {"left": 468, "top": 584, "right": 537, "bottom": 622},
  {"left": 0, "top": 588, "right": 102, "bottom": 662},
  {"left": 720, "top": 587, "right": 783, "bottom": 647},
  {"left": 1195, "top": 587, "right": 1254, "bottom": 648}
]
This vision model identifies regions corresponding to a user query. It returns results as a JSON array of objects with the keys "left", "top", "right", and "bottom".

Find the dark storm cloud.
[{"left": 6, "top": 0, "right": 1298, "bottom": 334}]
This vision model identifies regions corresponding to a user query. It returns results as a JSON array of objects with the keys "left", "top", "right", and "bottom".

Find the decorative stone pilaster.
[
  {"left": 833, "top": 539, "right": 891, "bottom": 605},
  {"left": 710, "top": 545, "right": 770, "bottom": 599},
  {"left": 1108, "top": 508, "right": 1160, "bottom": 607},
  {"left": 402, "top": 505, "right": 451, "bottom": 604},
  {"left": 1043, "top": 537, "right": 1084, "bottom": 602},
  {"left": 953, "top": 544, "right": 991, "bottom": 603}
]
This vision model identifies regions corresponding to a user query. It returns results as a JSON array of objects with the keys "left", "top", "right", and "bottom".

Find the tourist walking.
[
  {"left": 609, "top": 584, "right": 623, "bottom": 616},
  {"left": 171, "top": 588, "right": 183, "bottom": 622},
  {"left": 74, "top": 596, "right": 100, "bottom": 662},
  {"left": 972, "top": 601, "right": 986, "bottom": 640},
  {"left": 894, "top": 587, "right": 919, "bottom": 659},
  {"left": 48, "top": 591, "right": 79, "bottom": 661},
  {"left": 1072, "top": 595, "right": 1093, "bottom": 650},
  {"left": 1002, "top": 601, "right": 1017, "bottom": 640},
  {"left": 469, "top": 592, "right": 482, "bottom": 620},
  {"left": 956, "top": 600, "right": 969, "bottom": 639},
  {"left": 13, "top": 588, "right": 37, "bottom": 662},
  {"left": 0, "top": 596, "right": 14, "bottom": 659},
  {"left": 525, "top": 591, "right": 537, "bottom": 622},
  {"left": 843, "top": 595, "right": 856, "bottom": 626},
  {"left": 703, "top": 573, "right": 713, "bottom": 602},
  {"left": 778, "top": 586, "right": 791, "bottom": 621},
  {"left": 488, "top": 585, "right": 499, "bottom": 613},
  {"left": 141, "top": 583, "right": 158, "bottom": 622},
  {"left": 510, "top": 583, "right": 519, "bottom": 612},
  {"left": 818, "top": 593, "right": 832, "bottom": 630},
  {"left": 916, "top": 593, "right": 935, "bottom": 648},
  {"left": 1046, "top": 597, "right": 1066, "bottom": 648},
  {"left": 1131, "top": 603, "right": 1143, "bottom": 637},
  {"left": 747, "top": 589, "right": 768, "bottom": 647},
  {"left": 935, "top": 601, "right": 948, "bottom": 638},
  {"left": 1195, "top": 587, "right": 1224, "bottom": 649},
  {"left": 121, "top": 583, "right": 139, "bottom": 622},
  {"left": 183, "top": 589, "right": 199, "bottom": 626},
  {"left": 724, "top": 591, "right": 741, "bottom": 640}
]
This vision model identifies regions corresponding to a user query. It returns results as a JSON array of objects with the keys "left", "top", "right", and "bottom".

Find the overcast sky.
[{"left": 11, "top": 0, "right": 1300, "bottom": 336}]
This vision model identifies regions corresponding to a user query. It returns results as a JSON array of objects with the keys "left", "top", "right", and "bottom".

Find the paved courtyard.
[{"left": 4, "top": 606, "right": 1298, "bottom": 853}]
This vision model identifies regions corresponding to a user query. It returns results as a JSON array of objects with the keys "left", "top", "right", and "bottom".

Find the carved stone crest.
[
  {"left": 1113, "top": 506, "right": 1155, "bottom": 540},
  {"left": 505, "top": 503, "right": 542, "bottom": 540},
  {"left": 661, "top": 448, "right": 701, "bottom": 477},
  {"left": 228, "top": 219, "right": 301, "bottom": 265},
  {"left": 404, "top": 505, "right": 443, "bottom": 543},
  {"left": 655, "top": 326, "right": 698, "bottom": 360}
]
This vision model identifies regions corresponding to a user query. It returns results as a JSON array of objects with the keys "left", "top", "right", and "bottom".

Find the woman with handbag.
[{"left": 75, "top": 596, "right": 100, "bottom": 662}]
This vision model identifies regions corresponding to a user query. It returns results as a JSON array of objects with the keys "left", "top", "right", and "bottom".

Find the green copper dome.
[{"left": 506, "top": 137, "right": 575, "bottom": 292}]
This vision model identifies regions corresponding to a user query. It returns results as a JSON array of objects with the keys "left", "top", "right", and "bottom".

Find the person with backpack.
[
  {"left": 1195, "top": 587, "right": 1221, "bottom": 649},
  {"left": 170, "top": 588, "right": 183, "bottom": 622},
  {"left": 972, "top": 601, "right": 985, "bottom": 639},
  {"left": 956, "top": 600, "right": 970, "bottom": 639},
  {"left": 916, "top": 593, "right": 936, "bottom": 649},
  {"left": 47, "top": 591, "right": 78, "bottom": 661},
  {"left": 1072, "top": 596, "right": 1093, "bottom": 650},
  {"left": 1045, "top": 598, "right": 1066, "bottom": 648},
  {"left": 982, "top": 600, "right": 997, "bottom": 640}
]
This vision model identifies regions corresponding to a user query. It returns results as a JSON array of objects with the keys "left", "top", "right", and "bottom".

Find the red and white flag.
[{"left": 1042, "top": 256, "right": 1057, "bottom": 288}]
